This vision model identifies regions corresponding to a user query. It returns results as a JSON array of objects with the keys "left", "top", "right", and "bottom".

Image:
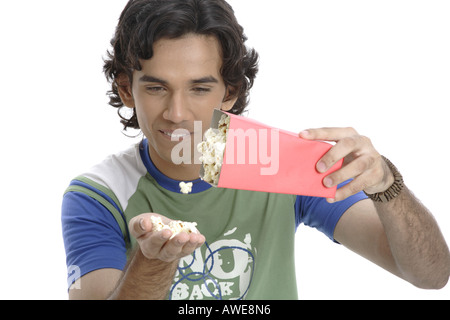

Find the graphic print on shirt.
[{"left": 169, "top": 227, "right": 256, "bottom": 300}]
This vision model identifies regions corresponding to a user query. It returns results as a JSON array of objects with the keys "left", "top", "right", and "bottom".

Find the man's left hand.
[{"left": 300, "top": 127, "right": 395, "bottom": 203}]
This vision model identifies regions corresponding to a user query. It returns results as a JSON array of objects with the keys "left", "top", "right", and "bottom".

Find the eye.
[
  {"left": 192, "top": 87, "right": 211, "bottom": 94},
  {"left": 145, "top": 86, "right": 166, "bottom": 94}
]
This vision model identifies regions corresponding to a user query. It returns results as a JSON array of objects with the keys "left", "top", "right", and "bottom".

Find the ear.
[
  {"left": 116, "top": 73, "right": 135, "bottom": 108},
  {"left": 220, "top": 86, "right": 239, "bottom": 112}
]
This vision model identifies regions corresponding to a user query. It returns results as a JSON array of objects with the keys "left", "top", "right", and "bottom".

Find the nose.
[{"left": 163, "top": 91, "right": 189, "bottom": 124}]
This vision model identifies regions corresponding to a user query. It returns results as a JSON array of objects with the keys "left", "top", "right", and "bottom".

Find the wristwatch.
[{"left": 364, "top": 156, "right": 405, "bottom": 203}]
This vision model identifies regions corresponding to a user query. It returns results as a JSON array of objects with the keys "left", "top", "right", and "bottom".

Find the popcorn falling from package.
[
  {"left": 179, "top": 181, "right": 193, "bottom": 194},
  {"left": 197, "top": 114, "right": 230, "bottom": 185},
  {"left": 150, "top": 216, "right": 199, "bottom": 239}
]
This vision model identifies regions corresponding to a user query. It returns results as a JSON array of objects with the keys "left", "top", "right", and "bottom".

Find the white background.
[{"left": 0, "top": 0, "right": 448, "bottom": 299}]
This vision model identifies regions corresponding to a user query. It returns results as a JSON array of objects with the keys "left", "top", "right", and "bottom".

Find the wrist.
[
  {"left": 135, "top": 245, "right": 180, "bottom": 269},
  {"left": 110, "top": 247, "right": 179, "bottom": 300},
  {"left": 364, "top": 156, "right": 405, "bottom": 203}
]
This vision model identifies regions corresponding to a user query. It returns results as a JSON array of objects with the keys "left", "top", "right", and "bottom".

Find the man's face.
[{"left": 127, "top": 34, "right": 235, "bottom": 179}]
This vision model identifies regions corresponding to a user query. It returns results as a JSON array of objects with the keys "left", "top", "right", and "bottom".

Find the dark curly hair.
[{"left": 103, "top": 0, "right": 259, "bottom": 130}]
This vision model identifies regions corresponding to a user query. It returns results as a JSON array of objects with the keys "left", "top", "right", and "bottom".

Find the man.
[{"left": 62, "top": 0, "right": 449, "bottom": 300}]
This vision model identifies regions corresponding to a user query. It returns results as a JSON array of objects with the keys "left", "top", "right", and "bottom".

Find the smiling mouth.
[{"left": 159, "top": 130, "right": 192, "bottom": 140}]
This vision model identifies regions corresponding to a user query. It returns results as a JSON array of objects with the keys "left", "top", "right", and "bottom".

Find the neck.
[{"left": 148, "top": 145, "right": 202, "bottom": 181}]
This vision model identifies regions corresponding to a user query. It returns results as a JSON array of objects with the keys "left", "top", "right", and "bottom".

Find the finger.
[
  {"left": 317, "top": 135, "right": 369, "bottom": 173},
  {"left": 129, "top": 213, "right": 155, "bottom": 238},
  {"left": 334, "top": 175, "right": 368, "bottom": 202},
  {"left": 180, "top": 233, "right": 206, "bottom": 256},
  {"left": 299, "top": 127, "right": 358, "bottom": 142},
  {"left": 159, "top": 232, "right": 206, "bottom": 262},
  {"left": 328, "top": 171, "right": 372, "bottom": 203},
  {"left": 158, "top": 232, "right": 190, "bottom": 262},
  {"left": 139, "top": 229, "right": 173, "bottom": 259},
  {"left": 323, "top": 154, "right": 376, "bottom": 188}
]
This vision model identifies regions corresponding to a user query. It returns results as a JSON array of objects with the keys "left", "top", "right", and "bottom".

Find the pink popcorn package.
[{"left": 198, "top": 109, "right": 342, "bottom": 198}]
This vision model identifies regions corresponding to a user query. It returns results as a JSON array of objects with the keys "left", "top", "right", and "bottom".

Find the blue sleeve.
[
  {"left": 295, "top": 180, "right": 368, "bottom": 242},
  {"left": 61, "top": 191, "right": 127, "bottom": 289}
]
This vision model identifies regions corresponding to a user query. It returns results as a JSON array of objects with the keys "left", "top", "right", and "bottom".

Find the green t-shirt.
[
  {"left": 129, "top": 174, "right": 297, "bottom": 300},
  {"left": 62, "top": 139, "right": 366, "bottom": 299}
]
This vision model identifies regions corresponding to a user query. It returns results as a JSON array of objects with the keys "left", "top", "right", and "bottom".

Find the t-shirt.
[{"left": 61, "top": 139, "right": 367, "bottom": 300}]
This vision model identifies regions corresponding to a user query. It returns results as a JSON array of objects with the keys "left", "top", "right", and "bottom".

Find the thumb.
[{"left": 129, "top": 213, "right": 155, "bottom": 238}]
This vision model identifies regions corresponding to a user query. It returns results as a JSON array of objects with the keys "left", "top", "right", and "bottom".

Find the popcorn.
[
  {"left": 197, "top": 114, "right": 230, "bottom": 185},
  {"left": 179, "top": 181, "right": 193, "bottom": 194},
  {"left": 150, "top": 216, "right": 170, "bottom": 232},
  {"left": 150, "top": 216, "right": 199, "bottom": 239}
]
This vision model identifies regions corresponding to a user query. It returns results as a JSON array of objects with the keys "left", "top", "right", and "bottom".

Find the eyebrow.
[
  {"left": 139, "top": 75, "right": 219, "bottom": 85},
  {"left": 139, "top": 75, "right": 167, "bottom": 84},
  {"left": 191, "top": 76, "right": 219, "bottom": 84}
]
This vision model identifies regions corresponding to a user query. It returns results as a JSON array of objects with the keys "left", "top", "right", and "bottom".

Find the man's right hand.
[
  {"left": 70, "top": 213, "right": 205, "bottom": 299},
  {"left": 129, "top": 213, "right": 206, "bottom": 263}
]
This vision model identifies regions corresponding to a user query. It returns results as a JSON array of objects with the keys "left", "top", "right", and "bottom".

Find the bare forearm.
[
  {"left": 108, "top": 248, "right": 179, "bottom": 300},
  {"left": 374, "top": 187, "right": 450, "bottom": 289}
]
